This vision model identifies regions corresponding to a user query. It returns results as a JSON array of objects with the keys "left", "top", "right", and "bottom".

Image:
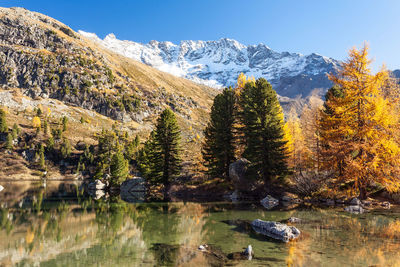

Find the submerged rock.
[
  {"left": 381, "top": 201, "right": 391, "bottom": 209},
  {"left": 251, "top": 219, "right": 301, "bottom": 242},
  {"left": 228, "top": 245, "right": 254, "bottom": 261},
  {"left": 260, "top": 195, "right": 279, "bottom": 209},
  {"left": 120, "top": 177, "right": 146, "bottom": 203},
  {"left": 287, "top": 217, "right": 301, "bottom": 224},
  {"left": 344, "top": 205, "right": 364, "bottom": 214},
  {"left": 281, "top": 192, "right": 302, "bottom": 203}
]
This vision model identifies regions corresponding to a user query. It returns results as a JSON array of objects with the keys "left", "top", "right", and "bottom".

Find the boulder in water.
[
  {"left": 350, "top": 197, "right": 361, "bottom": 206},
  {"left": 287, "top": 217, "right": 301, "bottom": 224},
  {"left": 120, "top": 177, "right": 146, "bottom": 203},
  {"left": 260, "top": 195, "right": 279, "bottom": 209},
  {"left": 88, "top": 180, "right": 106, "bottom": 190},
  {"left": 251, "top": 219, "right": 301, "bottom": 242},
  {"left": 344, "top": 205, "right": 364, "bottom": 214}
]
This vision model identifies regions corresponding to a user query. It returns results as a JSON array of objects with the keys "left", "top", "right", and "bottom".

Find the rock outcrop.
[
  {"left": 251, "top": 219, "right": 301, "bottom": 242},
  {"left": 229, "top": 158, "right": 250, "bottom": 192},
  {"left": 260, "top": 195, "right": 279, "bottom": 210},
  {"left": 120, "top": 177, "right": 146, "bottom": 203}
]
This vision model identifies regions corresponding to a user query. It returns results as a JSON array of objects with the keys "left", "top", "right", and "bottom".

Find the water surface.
[{"left": 0, "top": 181, "right": 399, "bottom": 266}]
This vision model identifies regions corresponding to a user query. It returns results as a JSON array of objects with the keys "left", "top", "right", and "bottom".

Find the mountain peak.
[{"left": 79, "top": 31, "right": 340, "bottom": 97}]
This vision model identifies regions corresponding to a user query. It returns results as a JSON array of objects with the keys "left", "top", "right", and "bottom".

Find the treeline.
[{"left": 202, "top": 46, "right": 400, "bottom": 199}]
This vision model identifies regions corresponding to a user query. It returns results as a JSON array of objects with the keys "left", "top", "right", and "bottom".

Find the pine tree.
[
  {"left": 12, "top": 123, "right": 19, "bottom": 140},
  {"left": 0, "top": 109, "right": 7, "bottom": 133},
  {"left": 43, "top": 120, "right": 48, "bottom": 136},
  {"left": 62, "top": 116, "right": 68, "bottom": 132},
  {"left": 137, "top": 131, "right": 156, "bottom": 178},
  {"left": 110, "top": 148, "right": 130, "bottom": 185},
  {"left": 239, "top": 78, "right": 288, "bottom": 183},
  {"left": 202, "top": 87, "right": 236, "bottom": 178},
  {"left": 39, "top": 143, "right": 45, "bottom": 169},
  {"left": 319, "top": 45, "right": 400, "bottom": 199},
  {"left": 140, "top": 108, "right": 181, "bottom": 200},
  {"left": 5, "top": 133, "right": 12, "bottom": 150}
]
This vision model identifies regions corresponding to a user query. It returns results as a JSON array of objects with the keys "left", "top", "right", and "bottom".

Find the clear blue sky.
[{"left": 3, "top": 0, "right": 400, "bottom": 70}]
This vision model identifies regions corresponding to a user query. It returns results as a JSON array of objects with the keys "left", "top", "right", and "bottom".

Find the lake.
[{"left": 0, "top": 181, "right": 399, "bottom": 266}]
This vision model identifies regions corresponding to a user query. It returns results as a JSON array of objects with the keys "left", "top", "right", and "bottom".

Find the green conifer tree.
[
  {"left": 5, "top": 133, "right": 13, "bottom": 150},
  {"left": 0, "top": 109, "right": 7, "bottom": 133},
  {"left": 62, "top": 116, "right": 68, "bottom": 132},
  {"left": 239, "top": 78, "right": 288, "bottom": 184},
  {"left": 12, "top": 123, "right": 19, "bottom": 139},
  {"left": 202, "top": 87, "right": 236, "bottom": 179},
  {"left": 140, "top": 109, "right": 181, "bottom": 200},
  {"left": 39, "top": 144, "right": 45, "bottom": 169},
  {"left": 110, "top": 148, "right": 130, "bottom": 184}
]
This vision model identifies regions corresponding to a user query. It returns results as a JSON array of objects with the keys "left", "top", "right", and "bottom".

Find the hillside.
[{"left": 0, "top": 7, "right": 217, "bottom": 180}]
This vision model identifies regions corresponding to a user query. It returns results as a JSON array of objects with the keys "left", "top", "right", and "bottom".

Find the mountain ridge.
[{"left": 79, "top": 31, "right": 340, "bottom": 98}]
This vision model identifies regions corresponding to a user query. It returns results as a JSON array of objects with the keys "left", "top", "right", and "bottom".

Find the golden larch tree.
[{"left": 320, "top": 45, "right": 400, "bottom": 198}]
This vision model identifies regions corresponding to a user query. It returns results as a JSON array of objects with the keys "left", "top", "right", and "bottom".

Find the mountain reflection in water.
[{"left": 0, "top": 181, "right": 400, "bottom": 266}]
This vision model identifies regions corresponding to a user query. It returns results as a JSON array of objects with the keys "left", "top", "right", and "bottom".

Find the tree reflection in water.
[{"left": 1, "top": 182, "right": 400, "bottom": 266}]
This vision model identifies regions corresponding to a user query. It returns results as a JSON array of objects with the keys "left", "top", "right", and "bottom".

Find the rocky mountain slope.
[
  {"left": 0, "top": 7, "right": 216, "bottom": 128},
  {"left": 80, "top": 31, "right": 340, "bottom": 98}
]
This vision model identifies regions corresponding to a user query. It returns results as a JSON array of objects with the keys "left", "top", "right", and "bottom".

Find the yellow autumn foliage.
[
  {"left": 319, "top": 45, "right": 400, "bottom": 197},
  {"left": 32, "top": 116, "right": 41, "bottom": 128}
]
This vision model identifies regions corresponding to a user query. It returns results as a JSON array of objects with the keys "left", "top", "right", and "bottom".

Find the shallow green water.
[{"left": 0, "top": 181, "right": 400, "bottom": 266}]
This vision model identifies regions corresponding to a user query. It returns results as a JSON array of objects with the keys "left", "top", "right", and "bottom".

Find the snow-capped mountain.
[{"left": 79, "top": 31, "right": 340, "bottom": 98}]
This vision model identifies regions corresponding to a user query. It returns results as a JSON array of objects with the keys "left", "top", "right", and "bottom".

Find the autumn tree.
[
  {"left": 300, "top": 94, "right": 324, "bottom": 172},
  {"left": 202, "top": 87, "right": 236, "bottom": 178},
  {"left": 283, "top": 107, "right": 306, "bottom": 172},
  {"left": 319, "top": 45, "right": 400, "bottom": 199},
  {"left": 239, "top": 78, "right": 288, "bottom": 183},
  {"left": 32, "top": 116, "right": 41, "bottom": 129}
]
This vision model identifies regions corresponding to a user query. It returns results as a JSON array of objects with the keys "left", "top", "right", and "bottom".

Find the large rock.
[
  {"left": 120, "top": 177, "right": 146, "bottom": 203},
  {"left": 229, "top": 158, "right": 250, "bottom": 187},
  {"left": 350, "top": 198, "right": 361, "bottom": 206},
  {"left": 88, "top": 180, "right": 106, "bottom": 191},
  {"left": 260, "top": 195, "right": 279, "bottom": 210},
  {"left": 344, "top": 205, "right": 364, "bottom": 214},
  {"left": 229, "top": 158, "right": 250, "bottom": 192},
  {"left": 251, "top": 219, "right": 301, "bottom": 242}
]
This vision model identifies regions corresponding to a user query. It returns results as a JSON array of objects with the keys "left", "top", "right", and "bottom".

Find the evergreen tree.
[
  {"left": 12, "top": 123, "right": 19, "bottom": 140},
  {"left": 239, "top": 78, "right": 288, "bottom": 183},
  {"left": 43, "top": 120, "right": 48, "bottom": 136},
  {"left": 39, "top": 143, "right": 45, "bottom": 169},
  {"left": 62, "top": 116, "right": 68, "bottom": 132},
  {"left": 0, "top": 109, "right": 7, "bottom": 133},
  {"left": 5, "top": 133, "right": 12, "bottom": 150},
  {"left": 110, "top": 148, "right": 130, "bottom": 184},
  {"left": 140, "top": 109, "right": 181, "bottom": 200},
  {"left": 202, "top": 87, "right": 236, "bottom": 178},
  {"left": 137, "top": 131, "right": 156, "bottom": 178}
]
